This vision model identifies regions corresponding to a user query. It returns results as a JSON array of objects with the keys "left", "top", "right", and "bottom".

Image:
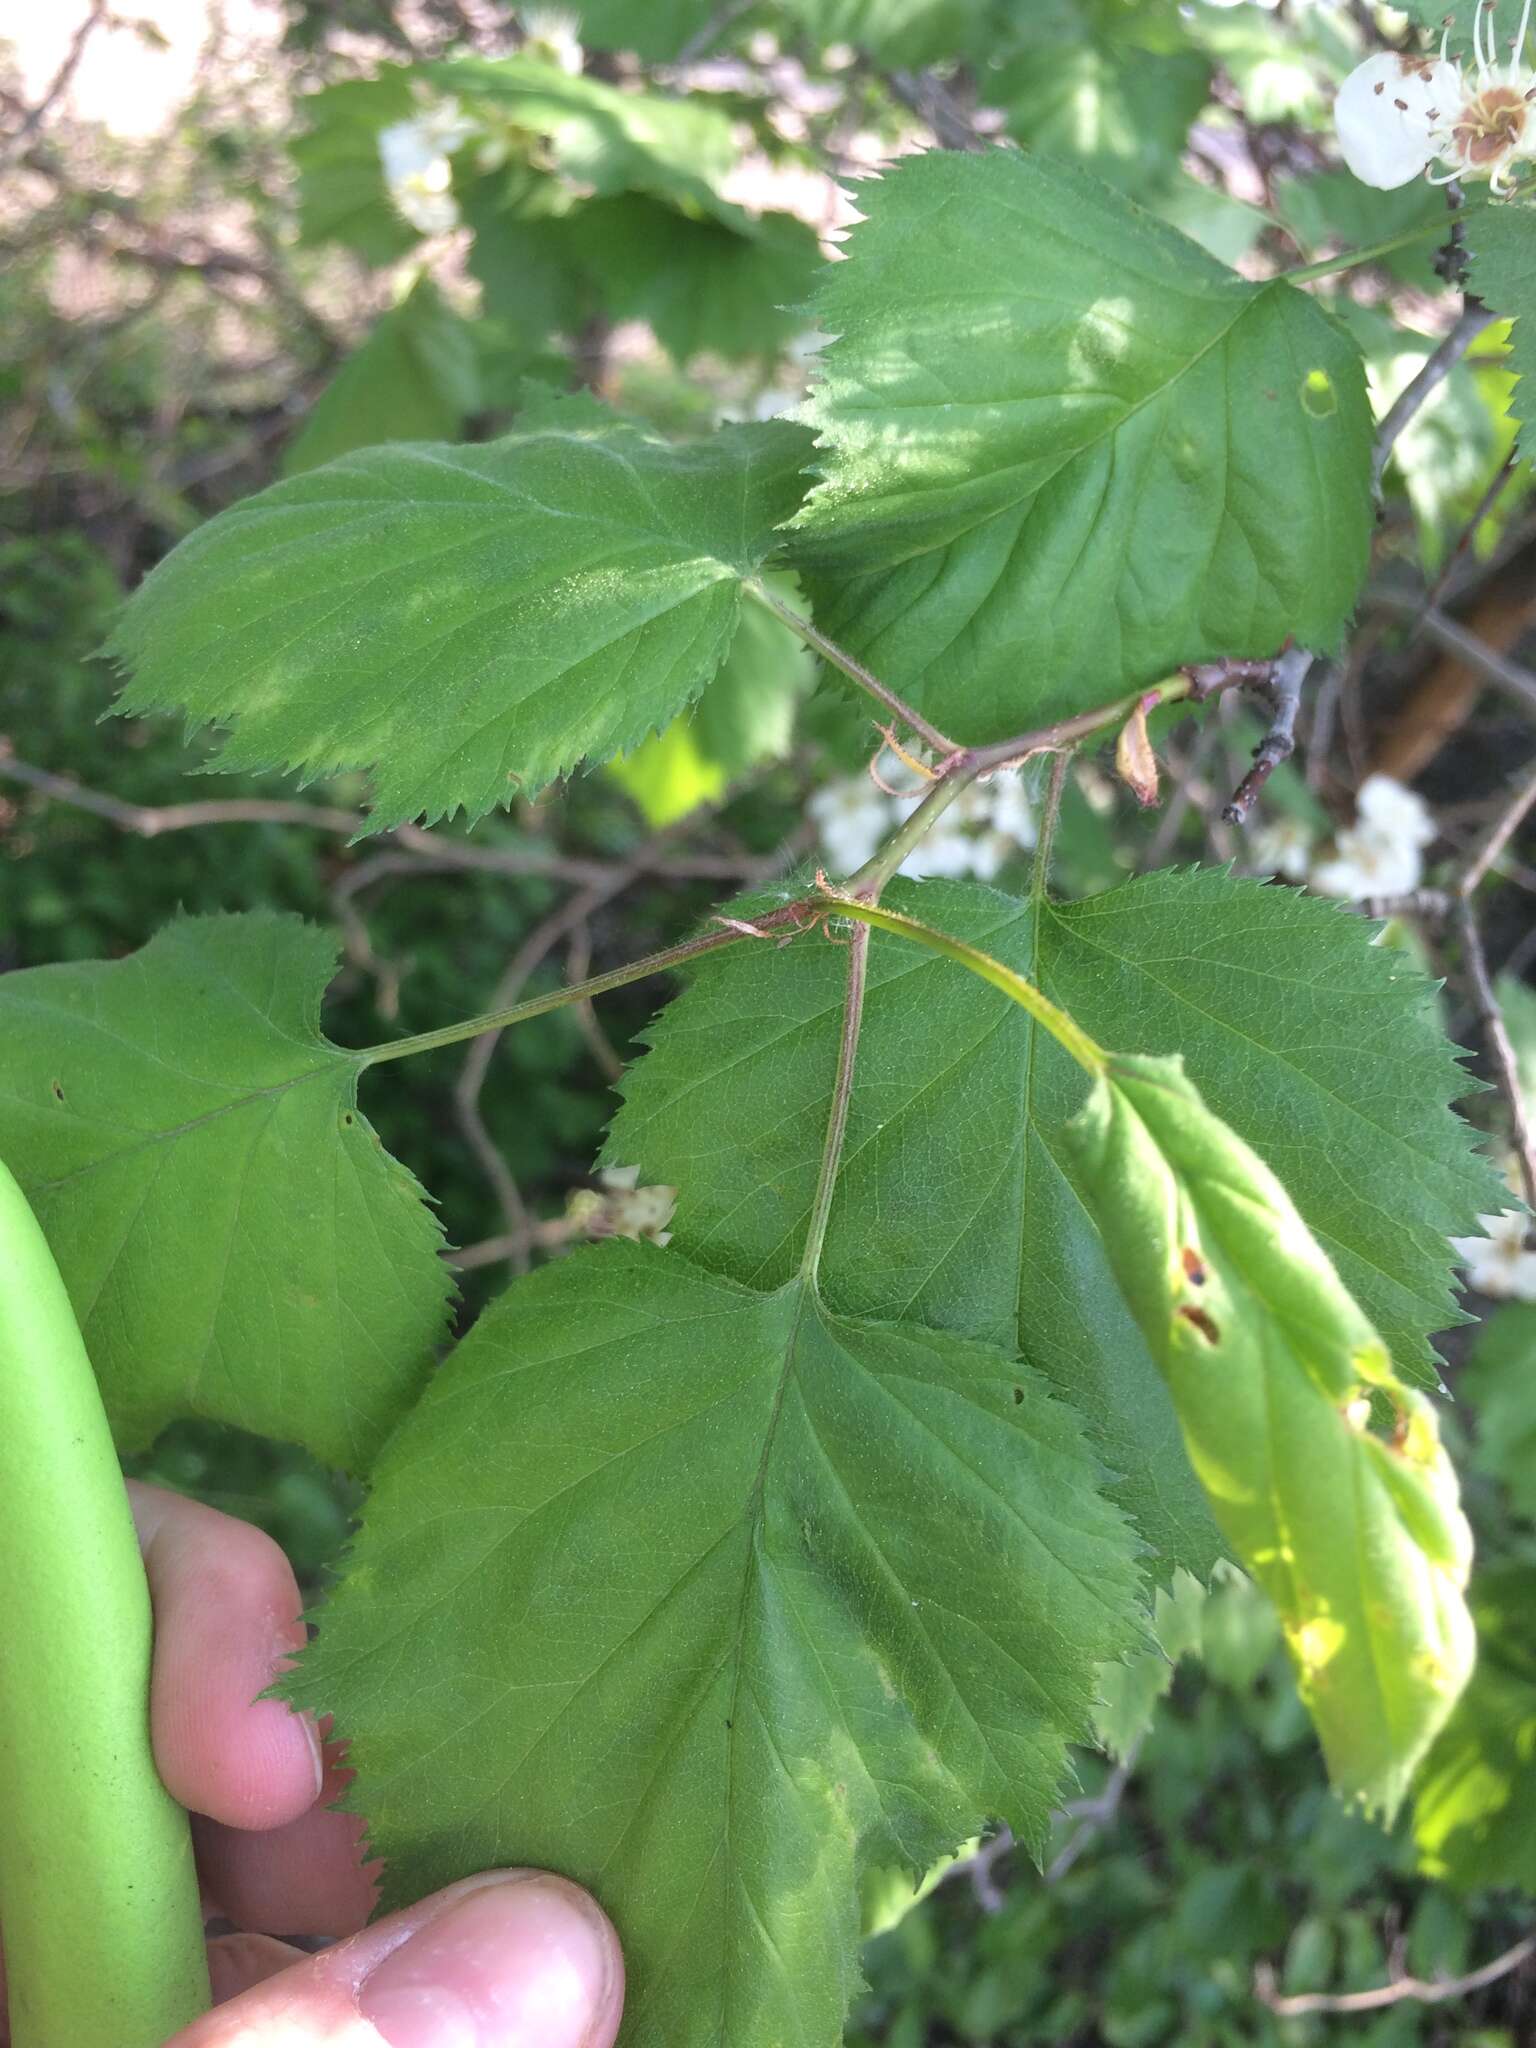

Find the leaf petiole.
[{"left": 814, "top": 892, "right": 1107, "bottom": 1076}]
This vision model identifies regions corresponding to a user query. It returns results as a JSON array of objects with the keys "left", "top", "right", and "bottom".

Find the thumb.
[{"left": 171, "top": 1871, "right": 624, "bottom": 2048}]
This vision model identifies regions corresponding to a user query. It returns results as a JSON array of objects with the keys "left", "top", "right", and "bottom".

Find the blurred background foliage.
[{"left": 5, "top": 0, "right": 1536, "bottom": 2037}]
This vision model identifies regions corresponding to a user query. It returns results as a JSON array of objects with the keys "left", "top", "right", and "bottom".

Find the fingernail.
[
  {"left": 297, "top": 1710, "right": 326, "bottom": 1799},
  {"left": 359, "top": 1876, "right": 618, "bottom": 2048}
]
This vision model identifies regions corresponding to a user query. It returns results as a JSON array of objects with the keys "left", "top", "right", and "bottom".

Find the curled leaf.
[
  {"left": 1068, "top": 1051, "right": 1474, "bottom": 1818},
  {"left": 1114, "top": 699, "right": 1160, "bottom": 808}
]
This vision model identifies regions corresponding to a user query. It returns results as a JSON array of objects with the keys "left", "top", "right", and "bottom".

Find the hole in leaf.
[
  {"left": 342, "top": 1111, "right": 355, "bottom": 1126},
  {"left": 1012, "top": 1385, "right": 1025, "bottom": 1405},
  {"left": 1301, "top": 368, "right": 1337, "bottom": 418},
  {"left": 49, "top": 1080, "right": 65, "bottom": 1102},
  {"left": 1177, "top": 1304, "right": 1221, "bottom": 1344}
]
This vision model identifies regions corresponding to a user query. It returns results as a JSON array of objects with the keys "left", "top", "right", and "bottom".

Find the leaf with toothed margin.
[
  {"left": 288, "top": 1237, "right": 1146, "bottom": 2048},
  {"left": 604, "top": 869, "right": 1500, "bottom": 1583},
  {"left": 1466, "top": 201, "right": 1536, "bottom": 431},
  {"left": 0, "top": 914, "right": 450, "bottom": 1470},
  {"left": 104, "top": 406, "right": 815, "bottom": 833},
  {"left": 787, "top": 149, "right": 1372, "bottom": 747}
]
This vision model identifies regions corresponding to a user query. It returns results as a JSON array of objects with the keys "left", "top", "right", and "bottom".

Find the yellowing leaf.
[{"left": 1069, "top": 1052, "right": 1474, "bottom": 1817}]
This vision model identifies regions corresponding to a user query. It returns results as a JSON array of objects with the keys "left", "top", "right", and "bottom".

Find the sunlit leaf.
[
  {"left": 1467, "top": 201, "right": 1536, "bottom": 430},
  {"left": 283, "top": 279, "right": 481, "bottom": 475},
  {"left": 107, "top": 407, "right": 814, "bottom": 831},
  {"left": 790, "top": 151, "right": 1372, "bottom": 745},
  {"left": 1069, "top": 1049, "right": 1474, "bottom": 1817},
  {"left": 0, "top": 915, "right": 448, "bottom": 1469},
  {"left": 291, "top": 69, "right": 421, "bottom": 264},
  {"left": 291, "top": 1239, "right": 1145, "bottom": 2048},
  {"left": 609, "top": 872, "right": 1497, "bottom": 1581},
  {"left": 1414, "top": 1564, "right": 1536, "bottom": 1889}
]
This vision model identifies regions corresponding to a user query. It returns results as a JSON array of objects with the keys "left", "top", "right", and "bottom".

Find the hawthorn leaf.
[
  {"left": 290, "top": 70, "right": 420, "bottom": 264},
  {"left": 989, "top": 37, "right": 1211, "bottom": 193},
  {"left": 1414, "top": 1563, "right": 1536, "bottom": 1891},
  {"left": 1068, "top": 1050, "right": 1474, "bottom": 1818},
  {"left": 283, "top": 278, "right": 481, "bottom": 476},
  {"left": 607, "top": 870, "right": 1499, "bottom": 1580},
  {"left": 291, "top": 1238, "right": 1145, "bottom": 2048},
  {"left": 610, "top": 574, "right": 814, "bottom": 824},
  {"left": 789, "top": 151, "right": 1372, "bottom": 744},
  {"left": 430, "top": 56, "right": 737, "bottom": 213},
  {"left": 570, "top": 197, "right": 823, "bottom": 365},
  {"left": 106, "top": 408, "right": 815, "bottom": 831},
  {"left": 0, "top": 914, "right": 449, "bottom": 1469},
  {"left": 571, "top": 0, "right": 719, "bottom": 59},
  {"left": 1467, "top": 201, "right": 1536, "bottom": 430},
  {"left": 1460, "top": 1302, "right": 1536, "bottom": 1521}
]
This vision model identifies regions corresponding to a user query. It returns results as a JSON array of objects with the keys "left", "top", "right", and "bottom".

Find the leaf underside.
[
  {"left": 291, "top": 1238, "right": 1146, "bottom": 2048},
  {"left": 1466, "top": 202, "right": 1536, "bottom": 432},
  {"left": 789, "top": 150, "right": 1373, "bottom": 744},
  {"left": 0, "top": 914, "right": 449, "bottom": 1470},
  {"left": 105, "top": 409, "right": 814, "bottom": 832}
]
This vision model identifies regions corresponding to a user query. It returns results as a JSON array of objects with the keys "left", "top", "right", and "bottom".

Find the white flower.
[
  {"left": 809, "top": 779, "right": 893, "bottom": 874},
  {"left": 378, "top": 99, "right": 475, "bottom": 234},
  {"left": 1334, "top": 0, "right": 1536, "bottom": 194},
  {"left": 1249, "top": 816, "right": 1314, "bottom": 882},
  {"left": 1310, "top": 826, "right": 1424, "bottom": 898},
  {"left": 982, "top": 768, "right": 1036, "bottom": 850},
  {"left": 1335, "top": 51, "right": 1464, "bottom": 188},
  {"left": 1308, "top": 774, "right": 1434, "bottom": 899},
  {"left": 1356, "top": 773, "right": 1436, "bottom": 849},
  {"left": 1450, "top": 1209, "right": 1536, "bottom": 1299},
  {"left": 523, "top": 8, "right": 584, "bottom": 72},
  {"left": 897, "top": 825, "right": 975, "bottom": 879}
]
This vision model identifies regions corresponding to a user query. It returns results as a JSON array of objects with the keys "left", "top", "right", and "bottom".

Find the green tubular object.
[{"left": 0, "top": 1157, "right": 209, "bottom": 2048}]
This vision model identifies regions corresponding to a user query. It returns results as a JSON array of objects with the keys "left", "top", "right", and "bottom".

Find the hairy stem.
[
  {"left": 799, "top": 923, "right": 871, "bottom": 1284},
  {"left": 1032, "top": 752, "right": 1069, "bottom": 904},
  {"left": 741, "top": 579, "right": 961, "bottom": 756},
  {"left": 0, "top": 1159, "right": 209, "bottom": 2048}
]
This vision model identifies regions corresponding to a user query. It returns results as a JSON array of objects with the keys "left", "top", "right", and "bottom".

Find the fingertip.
[{"left": 129, "top": 1483, "right": 325, "bottom": 1830}]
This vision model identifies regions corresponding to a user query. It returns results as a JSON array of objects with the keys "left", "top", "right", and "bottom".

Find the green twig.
[{"left": 0, "top": 1158, "right": 209, "bottom": 2048}]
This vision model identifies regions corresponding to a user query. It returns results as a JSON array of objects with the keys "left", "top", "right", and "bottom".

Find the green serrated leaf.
[
  {"left": 607, "top": 871, "right": 1500, "bottom": 1580},
  {"left": 0, "top": 914, "right": 449, "bottom": 1469},
  {"left": 1093, "top": 1567, "right": 1209, "bottom": 1760},
  {"left": 572, "top": 0, "right": 719, "bottom": 60},
  {"left": 105, "top": 407, "right": 815, "bottom": 831},
  {"left": 789, "top": 151, "right": 1373, "bottom": 746},
  {"left": 290, "top": 69, "right": 421, "bottom": 264},
  {"left": 1069, "top": 1049, "right": 1474, "bottom": 1818},
  {"left": 571, "top": 197, "right": 822, "bottom": 365},
  {"left": 283, "top": 278, "right": 481, "bottom": 476},
  {"left": 611, "top": 573, "right": 815, "bottom": 823},
  {"left": 1461, "top": 1301, "right": 1536, "bottom": 1518},
  {"left": 1414, "top": 1562, "right": 1536, "bottom": 1889},
  {"left": 431, "top": 55, "right": 737, "bottom": 213},
  {"left": 988, "top": 37, "right": 1211, "bottom": 193},
  {"left": 1467, "top": 201, "right": 1536, "bottom": 430},
  {"left": 291, "top": 1237, "right": 1145, "bottom": 2048}
]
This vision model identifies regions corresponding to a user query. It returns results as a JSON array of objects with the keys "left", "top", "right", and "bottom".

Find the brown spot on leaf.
[
  {"left": 1181, "top": 1247, "right": 1207, "bottom": 1286},
  {"left": 1177, "top": 1304, "right": 1221, "bottom": 1344}
]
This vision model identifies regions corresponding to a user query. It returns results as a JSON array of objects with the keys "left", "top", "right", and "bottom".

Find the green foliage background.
[{"left": 4, "top": 0, "right": 1536, "bottom": 2041}]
